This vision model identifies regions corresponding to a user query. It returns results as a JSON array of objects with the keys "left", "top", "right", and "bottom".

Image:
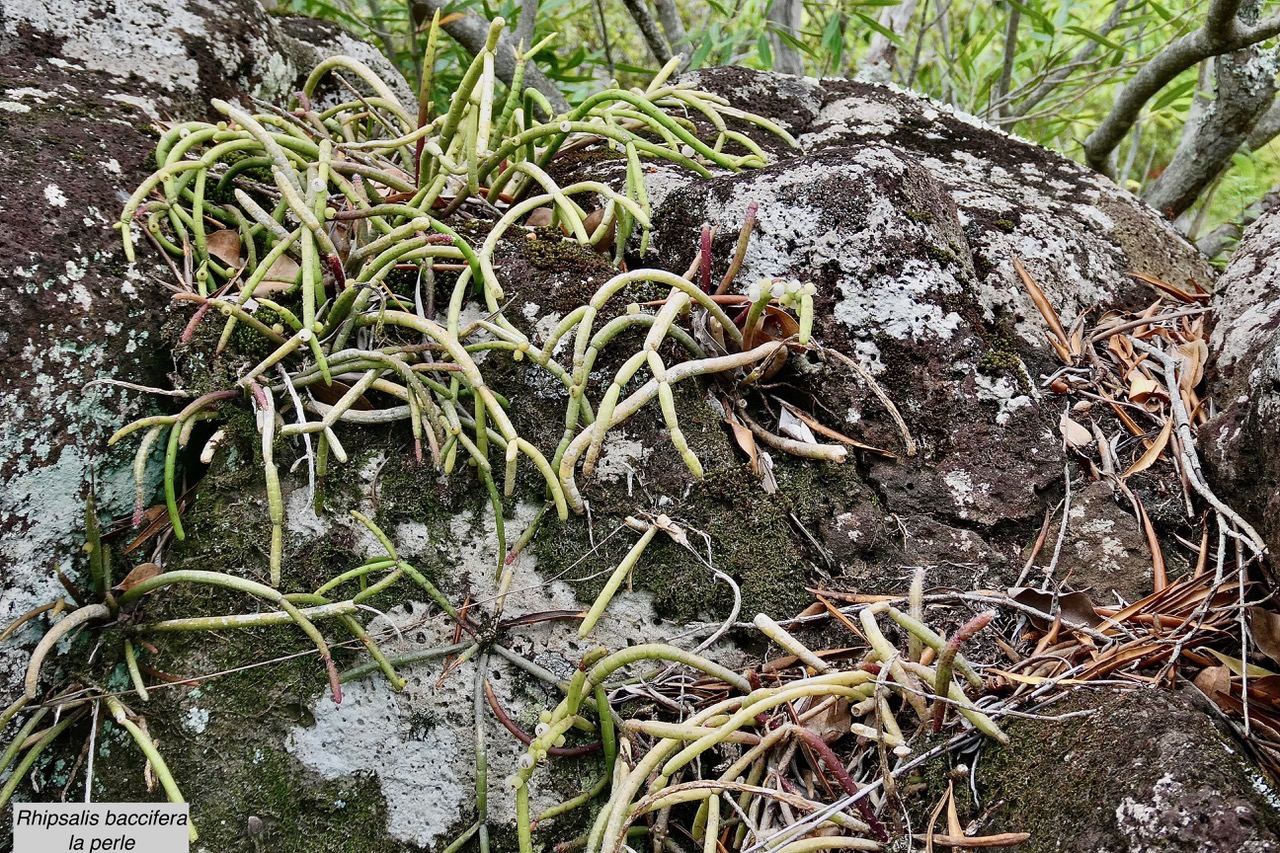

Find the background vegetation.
[{"left": 272, "top": 0, "right": 1280, "bottom": 259}]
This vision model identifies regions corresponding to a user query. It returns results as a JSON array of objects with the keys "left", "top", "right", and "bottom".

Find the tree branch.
[
  {"left": 515, "top": 0, "right": 540, "bottom": 54},
  {"left": 1246, "top": 97, "right": 1280, "bottom": 149},
  {"left": 1196, "top": 182, "right": 1280, "bottom": 258},
  {"left": 1143, "top": 40, "right": 1277, "bottom": 216},
  {"left": 991, "top": 5, "right": 1022, "bottom": 118},
  {"left": 1083, "top": 0, "right": 1280, "bottom": 174},
  {"left": 621, "top": 0, "right": 673, "bottom": 65},
  {"left": 767, "top": 0, "right": 806, "bottom": 76},
  {"left": 651, "top": 0, "right": 689, "bottom": 58},
  {"left": 1005, "top": 0, "right": 1131, "bottom": 119},
  {"left": 862, "top": 0, "right": 919, "bottom": 81},
  {"left": 411, "top": 0, "right": 570, "bottom": 116}
]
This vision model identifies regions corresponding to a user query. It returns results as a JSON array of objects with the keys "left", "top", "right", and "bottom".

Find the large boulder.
[
  {"left": 3, "top": 9, "right": 1275, "bottom": 852},
  {"left": 1203, "top": 206, "right": 1280, "bottom": 558},
  {"left": 0, "top": 0, "right": 409, "bottom": 694}
]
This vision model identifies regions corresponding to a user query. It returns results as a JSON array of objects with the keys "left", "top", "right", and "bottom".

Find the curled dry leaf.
[
  {"left": 1013, "top": 257, "right": 1072, "bottom": 361},
  {"left": 1122, "top": 417, "right": 1172, "bottom": 479},
  {"left": 253, "top": 255, "right": 301, "bottom": 298},
  {"left": 1126, "top": 370, "right": 1164, "bottom": 405},
  {"left": 1194, "top": 665, "right": 1232, "bottom": 702},
  {"left": 1059, "top": 413, "right": 1093, "bottom": 448},
  {"left": 1177, "top": 339, "right": 1207, "bottom": 392},
  {"left": 1250, "top": 607, "right": 1280, "bottom": 665},
  {"left": 114, "top": 562, "right": 162, "bottom": 592},
  {"left": 720, "top": 397, "right": 760, "bottom": 474},
  {"left": 1010, "top": 587, "right": 1104, "bottom": 630},
  {"left": 205, "top": 228, "right": 242, "bottom": 269},
  {"left": 526, "top": 207, "right": 554, "bottom": 228}
]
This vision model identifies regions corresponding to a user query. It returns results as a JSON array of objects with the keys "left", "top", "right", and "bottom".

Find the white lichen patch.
[
  {"left": 0, "top": 101, "right": 31, "bottom": 113},
  {"left": 5, "top": 1, "right": 211, "bottom": 92},
  {"left": 943, "top": 469, "right": 975, "bottom": 517},
  {"left": 974, "top": 372, "right": 1033, "bottom": 426},
  {"left": 834, "top": 512, "right": 862, "bottom": 541},
  {"left": 183, "top": 707, "right": 210, "bottom": 735},
  {"left": 832, "top": 255, "right": 964, "bottom": 341},
  {"left": 44, "top": 183, "right": 68, "bottom": 207},
  {"left": 593, "top": 432, "right": 644, "bottom": 484},
  {"left": 287, "top": 501, "right": 728, "bottom": 846},
  {"left": 287, "top": 678, "right": 465, "bottom": 847},
  {"left": 104, "top": 93, "right": 161, "bottom": 121},
  {"left": 802, "top": 96, "right": 902, "bottom": 147}
]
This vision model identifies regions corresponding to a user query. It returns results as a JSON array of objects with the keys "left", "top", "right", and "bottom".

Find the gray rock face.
[
  {"left": 3, "top": 12, "right": 1274, "bottom": 852},
  {"left": 0, "top": 0, "right": 409, "bottom": 693},
  {"left": 594, "top": 67, "right": 1215, "bottom": 595},
  {"left": 981, "top": 688, "right": 1280, "bottom": 852},
  {"left": 1204, "top": 206, "right": 1280, "bottom": 557}
]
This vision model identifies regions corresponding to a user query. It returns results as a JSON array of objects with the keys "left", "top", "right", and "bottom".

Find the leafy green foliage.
[{"left": 275, "top": 0, "right": 1280, "bottom": 243}]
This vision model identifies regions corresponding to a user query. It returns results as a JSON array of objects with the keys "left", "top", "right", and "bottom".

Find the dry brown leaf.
[
  {"left": 1122, "top": 418, "right": 1173, "bottom": 479},
  {"left": 1194, "top": 665, "right": 1232, "bottom": 701},
  {"left": 801, "top": 697, "right": 852, "bottom": 743},
  {"left": 311, "top": 379, "right": 375, "bottom": 411},
  {"left": 1013, "top": 258, "right": 1072, "bottom": 359},
  {"left": 1126, "top": 370, "right": 1164, "bottom": 404},
  {"left": 1059, "top": 413, "right": 1093, "bottom": 448},
  {"left": 115, "top": 562, "right": 162, "bottom": 592},
  {"left": 778, "top": 401, "right": 896, "bottom": 458},
  {"left": 1097, "top": 388, "right": 1150, "bottom": 442},
  {"left": 206, "top": 229, "right": 242, "bottom": 269},
  {"left": 1247, "top": 675, "right": 1280, "bottom": 705},
  {"left": 1251, "top": 607, "right": 1280, "bottom": 665},
  {"left": 1133, "top": 495, "right": 1167, "bottom": 592},
  {"left": 1009, "top": 588, "right": 1102, "bottom": 631},
  {"left": 722, "top": 400, "right": 759, "bottom": 474},
  {"left": 1128, "top": 270, "right": 1211, "bottom": 304},
  {"left": 124, "top": 505, "right": 171, "bottom": 555},
  {"left": 253, "top": 256, "right": 300, "bottom": 297},
  {"left": 1177, "top": 339, "right": 1208, "bottom": 391}
]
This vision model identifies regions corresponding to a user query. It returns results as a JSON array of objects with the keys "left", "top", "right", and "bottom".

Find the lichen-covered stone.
[
  {"left": 978, "top": 688, "right": 1280, "bottom": 852},
  {"left": 1203, "top": 206, "right": 1280, "bottom": 558},
  {"left": 4, "top": 16, "right": 1270, "bottom": 853},
  {"left": 0, "top": 0, "right": 410, "bottom": 698}
]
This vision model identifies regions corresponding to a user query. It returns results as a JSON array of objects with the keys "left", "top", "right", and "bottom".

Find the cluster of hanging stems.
[
  {"left": 0, "top": 13, "right": 897, "bottom": 848},
  {"left": 3, "top": 495, "right": 1012, "bottom": 853},
  {"left": 107, "top": 14, "right": 804, "bottom": 593}
]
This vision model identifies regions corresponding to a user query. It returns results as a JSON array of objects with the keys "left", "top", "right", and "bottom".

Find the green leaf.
[
  {"left": 1151, "top": 77, "right": 1196, "bottom": 113},
  {"left": 852, "top": 11, "right": 904, "bottom": 47},
  {"left": 1145, "top": 0, "right": 1176, "bottom": 23},
  {"left": 1007, "top": 0, "right": 1053, "bottom": 33},
  {"left": 757, "top": 32, "right": 773, "bottom": 67},
  {"left": 1063, "top": 25, "right": 1123, "bottom": 52},
  {"left": 766, "top": 23, "right": 819, "bottom": 58}
]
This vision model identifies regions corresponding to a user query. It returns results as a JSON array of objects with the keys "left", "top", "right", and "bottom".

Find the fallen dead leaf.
[
  {"left": 253, "top": 256, "right": 301, "bottom": 298},
  {"left": 206, "top": 229, "right": 242, "bottom": 269},
  {"left": 1059, "top": 413, "right": 1093, "bottom": 448}
]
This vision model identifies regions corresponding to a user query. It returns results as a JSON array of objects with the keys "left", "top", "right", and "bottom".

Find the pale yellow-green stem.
[
  {"left": 578, "top": 522, "right": 658, "bottom": 637},
  {"left": 24, "top": 604, "right": 110, "bottom": 700},
  {"left": 560, "top": 343, "right": 786, "bottom": 512},
  {"left": 859, "top": 605, "right": 929, "bottom": 720},
  {"left": 104, "top": 695, "right": 199, "bottom": 843}
]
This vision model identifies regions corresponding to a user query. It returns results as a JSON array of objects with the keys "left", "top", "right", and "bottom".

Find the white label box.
[{"left": 12, "top": 803, "right": 190, "bottom": 852}]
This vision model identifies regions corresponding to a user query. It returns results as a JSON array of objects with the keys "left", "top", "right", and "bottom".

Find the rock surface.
[
  {"left": 1204, "top": 205, "right": 1280, "bottom": 559},
  {"left": 0, "top": 0, "right": 409, "bottom": 697},
  {"left": 980, "top": 688, "right": 1280, "bottom": 852},
  {"left": 1, "top": 6, "right": 1277, "bottom": 853}
]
